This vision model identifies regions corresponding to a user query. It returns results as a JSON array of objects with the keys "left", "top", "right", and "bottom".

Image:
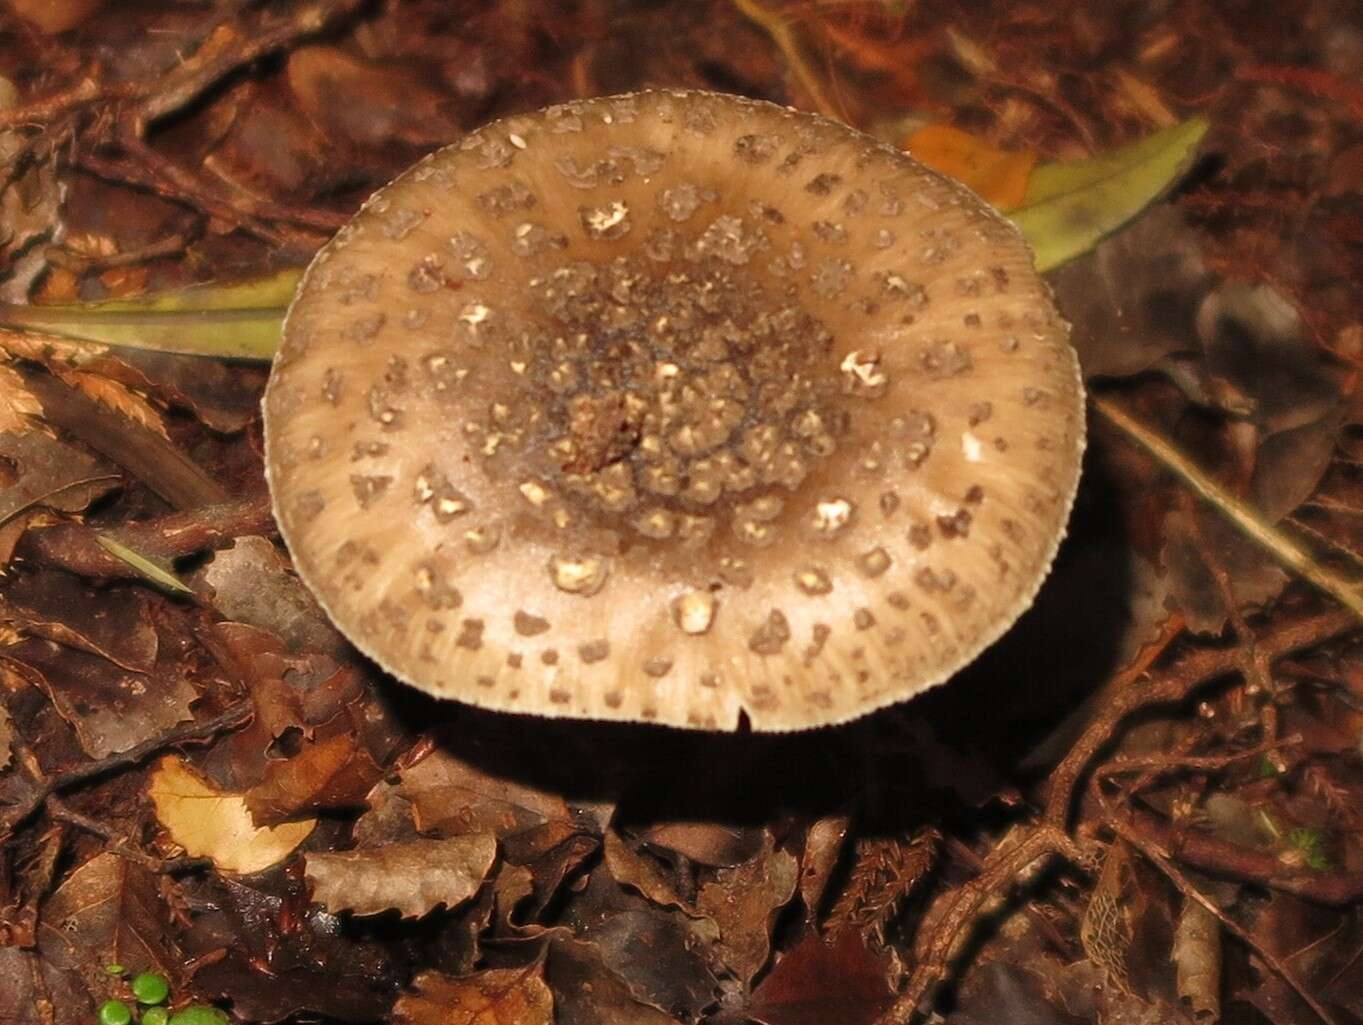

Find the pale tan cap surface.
[{"left": 263, "top": 90, "right": 1085, "bottom": 732}]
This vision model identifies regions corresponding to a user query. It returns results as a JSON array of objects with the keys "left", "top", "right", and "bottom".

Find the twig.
[
  {"left": 17, "top": 494, "right": 275, "bottom": 579},
  {"left": 1110, "top": 814, "right": 1340, "bottom": 1025},
  {"left": 0, "top": 702, "right": 252, "bottom": 841},
  {"left": 47, "top": 796, "right": 212, "bottom": 874},
  {"left": 1093, "top": 394, "right": 1363, "bottom": 622},
  {"left": 1119, "top": 806, "right": 1363, "bottom": 906},
  {"left": 1094, "top": 735, "right": 1300, "bottom": 778},
  {"left": 1045, "top": 606, "right": 1357, "bottom": 829},
  {"left": 732, "top": 0, "right": 842, "bottom": 119},
  {"left": 45, "top": 233, "right": 191, "bottom": 273},
  {"left": 874, "top": 826, "right": 1087, "bottom": 1025}
]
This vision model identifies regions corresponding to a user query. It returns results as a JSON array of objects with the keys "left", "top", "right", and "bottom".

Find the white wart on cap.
[{"left": 263, "top": 90, "right": 1085, "bottom": 732}]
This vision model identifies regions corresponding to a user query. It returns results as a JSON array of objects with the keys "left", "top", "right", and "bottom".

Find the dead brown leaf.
[
  {"left": 797, "top": 815, "right": 849, "bottom": 921},
  {"left": 746, "top": 930, "right": 896, "bottom": 1025},
  {"left": 0, "top": 428, "right": 118, "bottom": 525},
  {"left": 2, "top": 637, "right": 196, "bottom": 759},
  {"left": 392, "top": 966, "right": 554, "bottom": 1025},
  {"left": 546, "top": 936, "right": 685, "bottom": 1025},
  {"left": 604, "top": 828, "right": 695, "bottom": 914},
  {"left": 1172, "top": 898, "right": 1221, "bottom": 1020},
  {"left": 199, "top": 538, "right": 351, "bottom": 660},
  {"left": 639, "top": 821, "right": 767, "bottom": 867},
  {"left": 1, "top": 570, "right": 158, "bottom": 672},
  {"left": 396, "top": 746, "right": 576, "bottom": 855},
  {"left": 245, "top": 729, "right": 383, "bottom": 826},
  {"left": 35, "top": 852, "right": 179, "bottom": 1005},
  {"left": 696, "top": 839, "right": 798, "bottom": 983},
  {"left": 304, "top": 835, "right": 496, "bottom": 919}
]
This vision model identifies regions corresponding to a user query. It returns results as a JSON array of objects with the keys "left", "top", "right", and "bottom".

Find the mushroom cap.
[{"left": 263, "top": 90, "right": 1084, "bottom": 732}]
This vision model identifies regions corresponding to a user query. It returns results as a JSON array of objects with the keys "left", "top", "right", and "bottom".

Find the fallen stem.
[
  {"left": 1110, "top": 814, "right": 1340, "bottom": 1025},
  {"left": 0, "top": 702, "right": 253, "bottom": 841},
  {"left": 1092, "top": 393, "right": 1363, "bottom": 622},
  {"left": 1045, "top": 606, "right": 1357, "bottom": 829},
  {"left": 731, "top": 0, "right": 842, "bottom": 119},
  {"left": 875, "top": 826, "right": 1087, "bottom": 1025},
  {"left": 1120, "top": 806, "right": 1363, "bottom": 906}
]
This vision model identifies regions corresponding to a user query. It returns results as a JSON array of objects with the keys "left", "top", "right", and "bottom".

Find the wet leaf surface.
[
  {"left": 392, "top": 966, "right": 555, "bottom": 1025},
  {"left": 304, "top": 835, "right": 497, "bottom": 920}
]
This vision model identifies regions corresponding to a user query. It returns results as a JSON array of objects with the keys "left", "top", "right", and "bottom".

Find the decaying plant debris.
[{"left": 3, "top": 2, "right": 1363, "bottom": 1024}]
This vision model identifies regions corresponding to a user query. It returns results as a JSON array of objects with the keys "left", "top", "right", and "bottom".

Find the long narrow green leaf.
[
  {"left": 1010, "top": 117, "right": 1209, "bottom": 273},
  {"left": 94, "top": 533, "right": 195, "bottom": 595},
  {"left": 0, "top": 119, "right": 1208, "bottom": 363},
  {"left": 0, "top": 267, "right": 303, "bottom": 360}
]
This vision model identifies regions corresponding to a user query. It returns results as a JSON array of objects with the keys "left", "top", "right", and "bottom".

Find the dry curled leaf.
[
  {"left": 1173, "top": 898, "right": 1221, "bottom": 1021},
  {"left": 304, "top": 835, "right": 497, "bottom": 919},
  {"left": 245, "top": 729, "right": 383, "bottom": 826},
  {"left": 696, "top": 840, "right": 798, "bottom": 983},
  {"left": 603, "top": 829, "right": 695, "bottom": 914},
  {"left": 392, "top": 966, "right": 554, "bottom": 1025},
  {"left": 149, "top": 755, "right": 315, "bottom": 873}
]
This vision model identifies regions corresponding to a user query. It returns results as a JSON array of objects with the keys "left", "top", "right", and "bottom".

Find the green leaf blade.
[
  {"left": 1010, "top": 116, "right": 1209, "bottom": 273},
  {"left": 0, "top": 267, "right": 302, "bottom": 361}
]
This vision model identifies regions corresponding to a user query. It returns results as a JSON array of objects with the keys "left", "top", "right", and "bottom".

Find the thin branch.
[
  {"left": 874, "top": 826, "right": 1087, "bottom": 1025},
  {"left": 1045, "top": 606, "right": 1357, "bottom": 829},
  {"left": 1120, "top": 806, "right": 1363, "bottom": 906},
  {"left": 1110, "top": 814, "right": 1340, "bottom": 1025},
  {"left": 0, "top": 702, "right": 252, "bottom": 841},
  {"left": 1093, "top": 394, "right": 1363, "bottom": 622},
  {"left": 47, "top": 796, "right": 212, "bottom": 874},
  {"left": 732, "top": 0, "right": 842, "bottom": 119},
  {"left": 17, "top": 493, "right": 275, "bottom": 580}
]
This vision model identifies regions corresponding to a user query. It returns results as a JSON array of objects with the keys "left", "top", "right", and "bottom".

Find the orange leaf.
[{"left": 905, "top": 124, "right": 1036, "bottom": 211}]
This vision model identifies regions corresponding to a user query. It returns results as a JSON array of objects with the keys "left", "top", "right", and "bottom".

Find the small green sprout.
[{"left": 1287, "top": 827, "right": 1330, "bottom": 870}]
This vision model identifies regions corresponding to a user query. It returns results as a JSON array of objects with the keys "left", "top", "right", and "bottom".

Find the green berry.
[
  {"left": 132, "top": 972, "right": 170, "bottom": 1005},
  {"left": 167, "top": 1007, "right": 229, "bottom": 1025},
  {"left": 104, "top": 965, "right": 125, "bottom": 976},
  {"left": 142, "top": 1008, "right": 170, "bottom": 1025},
  {"left": 98, "top": 1001, "right": 132, "bottom": 1025}
]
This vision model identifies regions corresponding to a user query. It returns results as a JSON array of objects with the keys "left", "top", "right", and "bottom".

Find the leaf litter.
[{"left": 2, "top": 3, "right": 1363, "bottom": 1025}]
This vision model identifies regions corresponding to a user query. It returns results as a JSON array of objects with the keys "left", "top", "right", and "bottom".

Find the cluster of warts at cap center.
[{"left": 274, "top": 92, "right": 1080, "bottom": 724}]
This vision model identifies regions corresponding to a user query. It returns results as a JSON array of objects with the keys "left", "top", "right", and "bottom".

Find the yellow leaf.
[
  {"left": 905, "top": 124, "right": 1037, "bottom": 211},
  {"left": 149, "top": 755, "right": 315, "bottom": 873}
]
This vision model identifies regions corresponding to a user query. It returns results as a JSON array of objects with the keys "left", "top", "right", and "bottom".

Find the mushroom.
[{"left": 263, "top": 90, "right": 1084, "bottom": 732}]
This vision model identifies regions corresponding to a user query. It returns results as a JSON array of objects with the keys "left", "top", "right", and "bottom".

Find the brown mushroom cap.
[{"left": 263, "top": 90, "right": 1084, "bottom": 732}]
